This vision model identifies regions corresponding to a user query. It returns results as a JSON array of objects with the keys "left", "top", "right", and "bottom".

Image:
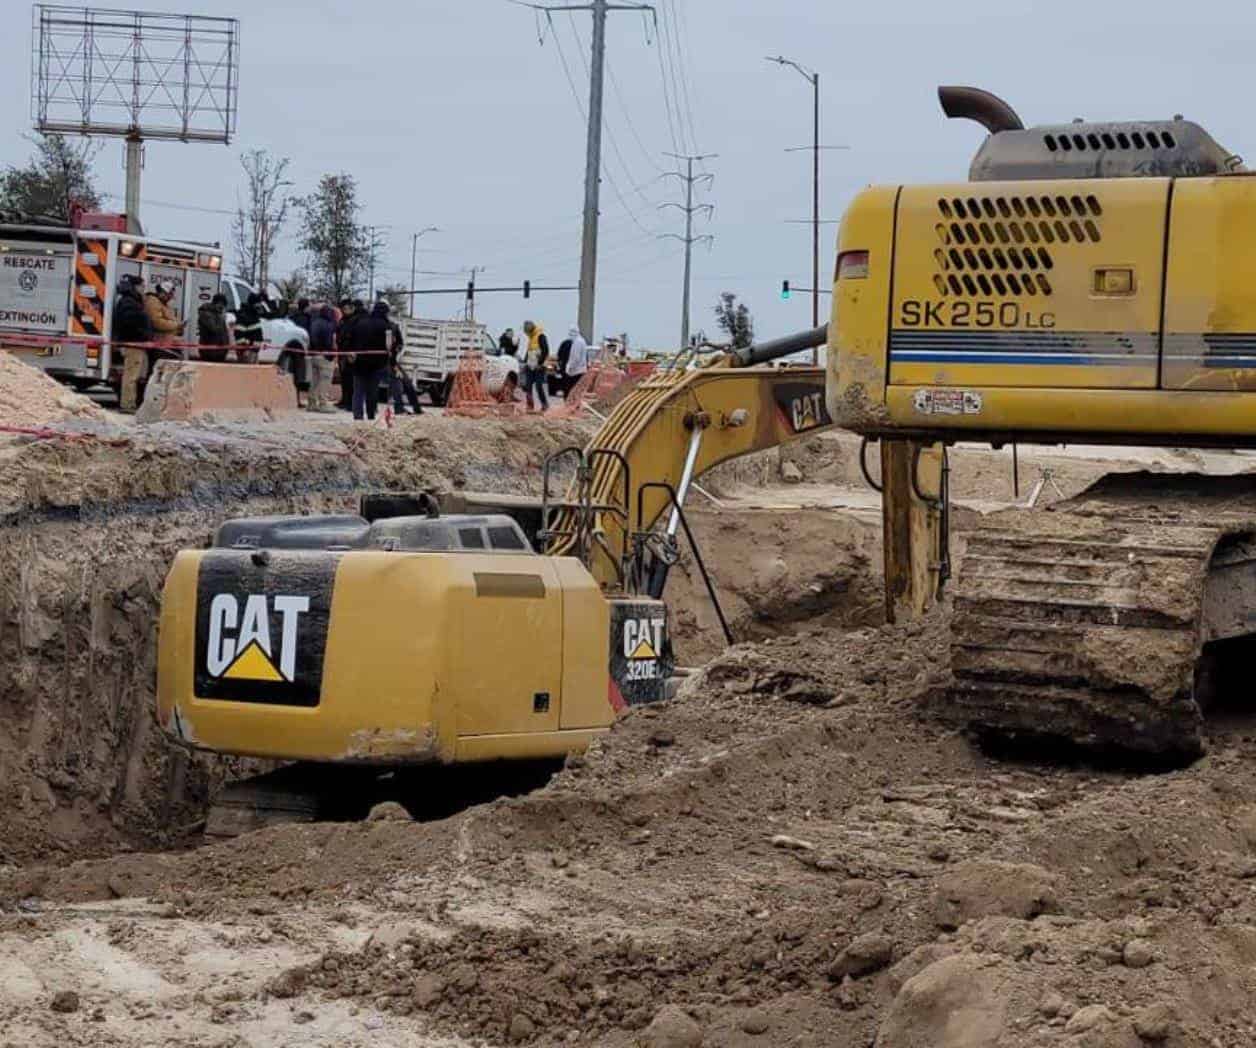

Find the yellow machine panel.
[
  {"left": 889, "top": 179, "right": 1167, "bottom": 392},
  {"left": 156, "top": 548, "right": 614, "bottom": 765},
  {"left": 1163, "top": 177, "right": 1256, "bottom": 391}
]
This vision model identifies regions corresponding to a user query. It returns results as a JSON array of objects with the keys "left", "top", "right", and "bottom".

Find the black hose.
[{"left": 859, "top": 438, "right": 883, "bottom": 492}]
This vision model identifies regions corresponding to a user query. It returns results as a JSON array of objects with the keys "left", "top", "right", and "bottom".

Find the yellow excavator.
[
  {"left": 155, "top": 342, "right": 830, "bottom": 831},
  {"left": 828, "top": 85, "right": 1256, "bottom": 758}
]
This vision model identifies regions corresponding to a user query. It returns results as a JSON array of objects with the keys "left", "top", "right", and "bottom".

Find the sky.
[{"left": 5, "top": 0, "right": 1255, "bottom": 349}]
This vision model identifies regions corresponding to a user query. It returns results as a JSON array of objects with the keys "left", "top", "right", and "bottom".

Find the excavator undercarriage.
[{"left": 947, "top": 471, "right": 1256, "bottom": 758}]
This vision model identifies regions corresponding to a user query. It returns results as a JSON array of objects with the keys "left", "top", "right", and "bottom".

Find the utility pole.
[
  {"left": 767, "top": 55, "right": 822, "bottom": 363},
  {"left": 364, "top": 225, "right": 387, "bottom": 301},
  {"left": 409, "top": 226, "right": 440, "bottom": 317},
  {"left": 659, "top": 152, "right": 716, "bottom": 350},
  {"left": 520, "top": 0, "right": 656, "bottom": 343}
]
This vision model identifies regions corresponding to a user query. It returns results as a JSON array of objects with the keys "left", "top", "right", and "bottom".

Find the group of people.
[
  {"left": 111, "top": 271, "right": 416, "bottom": 422},
  {"left": 289, "top": 297, "right": 419, "bottom": 420},
  {"left": 497, "top": 320, "right": 589, "bottom": 413}
]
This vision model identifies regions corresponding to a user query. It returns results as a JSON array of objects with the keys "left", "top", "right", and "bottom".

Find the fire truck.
[{"left": 0, "top": 211, "right": 224, "bottom": 390}]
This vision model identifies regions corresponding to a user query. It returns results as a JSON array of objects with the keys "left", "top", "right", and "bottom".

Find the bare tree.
[
  {"left": 273, "top": 268, "right": 309, "bottom": 308},
  {"left": 0, "top": 133, "right": 102, "bottom": 222},
  {"left": 378, "top": 282, "right": 409, "bottom": 315},
  {"left": 298, "top": 174, "right": 368, "bottom": 302},
  {"left": 231, "top": 149, "right": 293, "bottom": 289},
  {"left": 713, "top": 292, "right": 754, "bottom": 349}
]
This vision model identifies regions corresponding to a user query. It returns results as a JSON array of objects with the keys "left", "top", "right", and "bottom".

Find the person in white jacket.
[{"left": 563, "top": 325, "right": 589, "bottom": 396}]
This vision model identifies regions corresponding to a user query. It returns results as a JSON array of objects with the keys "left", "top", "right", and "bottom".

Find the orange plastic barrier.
[{"left": 444, "top": 351, "right": 523, "bottom": 418}]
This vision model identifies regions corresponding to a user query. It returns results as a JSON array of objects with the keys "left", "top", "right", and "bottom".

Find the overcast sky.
[{"left": 4, "top": 0, "right": 1254, "bottom": 348}]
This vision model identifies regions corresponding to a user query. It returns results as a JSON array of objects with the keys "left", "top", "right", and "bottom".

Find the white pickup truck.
[
  {"left": 397, "top": 318, "right": 519, "bottom": 405},
  {"left": 218, "top": 274, "right": 310, "bottom": 382}
]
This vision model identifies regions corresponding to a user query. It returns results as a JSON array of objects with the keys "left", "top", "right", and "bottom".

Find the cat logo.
[
  {"left": 206, "top": 593, "right": 309, "bottom": 683},
  {"left": 623, "top": 617, "right": 666, "bottom": 660},
  {"left": 790, "top": 391, "right": 825, "bottom": 433},
  {"left": 773, "top": 382, "right": 833, "bottom": 435}
]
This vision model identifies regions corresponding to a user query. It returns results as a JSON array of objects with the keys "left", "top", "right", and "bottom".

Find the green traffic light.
[{"left": 781, "top": 280, "right": 791, "bottom": 300}]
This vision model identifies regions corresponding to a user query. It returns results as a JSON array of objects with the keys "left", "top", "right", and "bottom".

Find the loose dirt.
[
  {"left": 3, "top": 417, "right": 1256, "bottom": 1047},
  {"left": 0, "top": 352, "right": 104, "bottom": 429}
]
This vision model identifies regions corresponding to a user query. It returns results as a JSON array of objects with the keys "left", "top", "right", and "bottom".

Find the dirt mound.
[
  {"left": 0, "top": 352, "right": 104, "bottom": 430},
  {"left": 8, "top": 598, "right": 1256, "bottom": 1045},
  {"left": 670, "top": 506, "right": 882, "bottom": 662}
]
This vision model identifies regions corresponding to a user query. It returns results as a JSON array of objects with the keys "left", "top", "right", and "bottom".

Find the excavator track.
[{"left": 948, "top": 471, "right": 1256, "bottom": 757}]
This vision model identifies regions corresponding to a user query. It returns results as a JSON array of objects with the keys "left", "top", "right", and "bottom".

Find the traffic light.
[
  {"left": 523, "top": 280, "right": 531, "bottom": 299},
  {"left": 466, "top": 279, "right": 474, "bottom": 302},
  {"left": 781, "top": 279, "right": 791, "bottom": 300}
]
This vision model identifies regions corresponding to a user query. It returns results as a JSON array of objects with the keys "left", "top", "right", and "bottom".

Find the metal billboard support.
[{"left": 31, "top": 5, "right": 241, "bottom": 233}]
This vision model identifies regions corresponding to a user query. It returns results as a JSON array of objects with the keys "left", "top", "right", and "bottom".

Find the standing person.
[
  {"left": 288, "top": 297, "right": 312, "bottom": 401},
  {"left": 197, "top": 293, "right": 231, "bottom": 362},
  {"left": 144, "top": 282, "right": 186, "bottom": 379},
  {"left": 387, "top": 311, "right": 423, "bottom": 415},
  {"left": 555, "top": 330, "right": 573, "bottom": 398},
  {"left": 336, "top": 299, "right": 361, "bottom": 411},
  {"left": 290, "top": 297, "right": 311, "bottom": 334},
  {"left": 520, "top": 319, "right": 549, "bottom": 412},
  {"left": 233, "top": 291, "right": 267, "bottom": 362},
  {"left": 115, "top": 275, "right": 154, "bottom": 413},
  {"left": 564, "top": 325, "right": 589, "bottom": 398},
  {"left": 498, "top": 327, "right": 519, "bottom": 358},
  {"left": 306, "top": 305, "right": 339, "bottom": 413},
  {"left": 351, "top": 299, "right": 392, "bottom": 421}
]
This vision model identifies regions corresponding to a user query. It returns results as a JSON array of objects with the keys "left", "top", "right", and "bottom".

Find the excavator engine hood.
[{"left": 940, "top": 85, "right": 1242, "bottom": 182}]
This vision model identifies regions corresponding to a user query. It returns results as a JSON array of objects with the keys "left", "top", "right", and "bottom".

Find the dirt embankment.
[{"left": 0, "top": 416, "right": 593, "bottom": 865}]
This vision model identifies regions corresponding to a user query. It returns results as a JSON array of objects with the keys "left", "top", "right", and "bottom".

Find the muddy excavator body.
[
  {"left": 156, "top": 347, "right": 830, "bottom": 832},
  {"left": 827, "top": 86, "right": 1256, "bottom": 756}
]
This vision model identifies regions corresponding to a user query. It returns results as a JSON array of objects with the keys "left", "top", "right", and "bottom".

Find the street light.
[
  {"left": 409, "top": 226, "right": 441, "bottom": 316},
  {"left": 766, "top": 54, "right": 820, "bottom": 363}
]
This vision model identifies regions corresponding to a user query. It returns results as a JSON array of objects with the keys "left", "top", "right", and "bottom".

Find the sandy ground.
[{"left": 4, "top": 411, "right": 1256, "bottom": 1046}]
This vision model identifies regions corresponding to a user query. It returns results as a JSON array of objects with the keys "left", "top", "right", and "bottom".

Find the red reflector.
[{"left": 836, "top": 250, "right": 869, "bottom": 280}]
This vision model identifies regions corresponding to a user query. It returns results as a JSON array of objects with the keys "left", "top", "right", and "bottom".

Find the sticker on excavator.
[
  {"left": 193, "top": 551, "right": 338, "bottom": 706},
  {"left": 912, "top": 388, "right": 983, "bottom": 416},
  {"left": 608, "top": 599, "right": 674, "bottom": 710},
  {"left": 772, "top": 381, "right": 833, "bottom": 434}
]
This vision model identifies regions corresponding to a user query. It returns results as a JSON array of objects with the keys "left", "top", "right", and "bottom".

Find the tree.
[
  {"left": 379, "top": 282, "right": 409, "bottom": 316},
  {"left": 0, "top": 133, "right": 102, "bottom": 222},
  {"left": 273, "top": 269, "right": 308, "bottom": 307},
  {"left": 713, "top": 292, "right": 754, "bottom": 349},
  {"left": 231, "top": 149, "right": 293, "bottom": 289},
  {"left": 298, "top": 174, "right": 368, "bottom": 302}
]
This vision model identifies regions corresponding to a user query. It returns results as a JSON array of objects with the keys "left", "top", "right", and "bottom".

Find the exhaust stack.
[{"left": 938, "top": 85, "right": 1024, "bottom": 134}]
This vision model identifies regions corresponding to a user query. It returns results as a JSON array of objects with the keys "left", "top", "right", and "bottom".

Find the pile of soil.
[
  {"left": 9, "top": 607, "right": 1256, "bottom": 1045},
  {"left": 667, "top": 505, "right": 882, "bottom": 663},
  {"left": 0, "top": 352, "right": 104, "bottom": 430}
]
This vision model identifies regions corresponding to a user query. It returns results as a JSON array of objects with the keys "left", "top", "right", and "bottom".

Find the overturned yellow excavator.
[
  {"left": 828, "top": 85, "right": 1256, "bottom": 757},
  {"left": 156, "top": 339, "right": 829, "bottom": 831}
]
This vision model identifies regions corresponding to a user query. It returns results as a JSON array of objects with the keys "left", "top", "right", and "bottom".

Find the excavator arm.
[{"left": 547, "top": 326, "right": 830, "bottom": 591}]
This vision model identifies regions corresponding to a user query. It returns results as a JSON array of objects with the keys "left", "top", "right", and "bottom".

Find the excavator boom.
[{"left": 548, "top": 329, "right": 830, "bottom": 590}]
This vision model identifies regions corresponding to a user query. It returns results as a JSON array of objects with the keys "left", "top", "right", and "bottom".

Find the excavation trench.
[{"left": 0, "top": 417, "right": 881, "bottom": 866}]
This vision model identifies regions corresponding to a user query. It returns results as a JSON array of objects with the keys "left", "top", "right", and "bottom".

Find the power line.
[
  {"left": 665, "top": 0, "right": 705, "bottom": 166},
  {"left": 548, "top": 12, "right": 656, "bottom": 237},
  {"left": 651, "top": 9, "right": 684, "bottom": 156},
  {"left": 565, "top": 12, "right": 657, "bottom": 206},
  {"left": 656, "top": 2, "right": 691, "bottom": 155},
  {"left": 605, "top": 59, "right": 667, "bottom": 174}
]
